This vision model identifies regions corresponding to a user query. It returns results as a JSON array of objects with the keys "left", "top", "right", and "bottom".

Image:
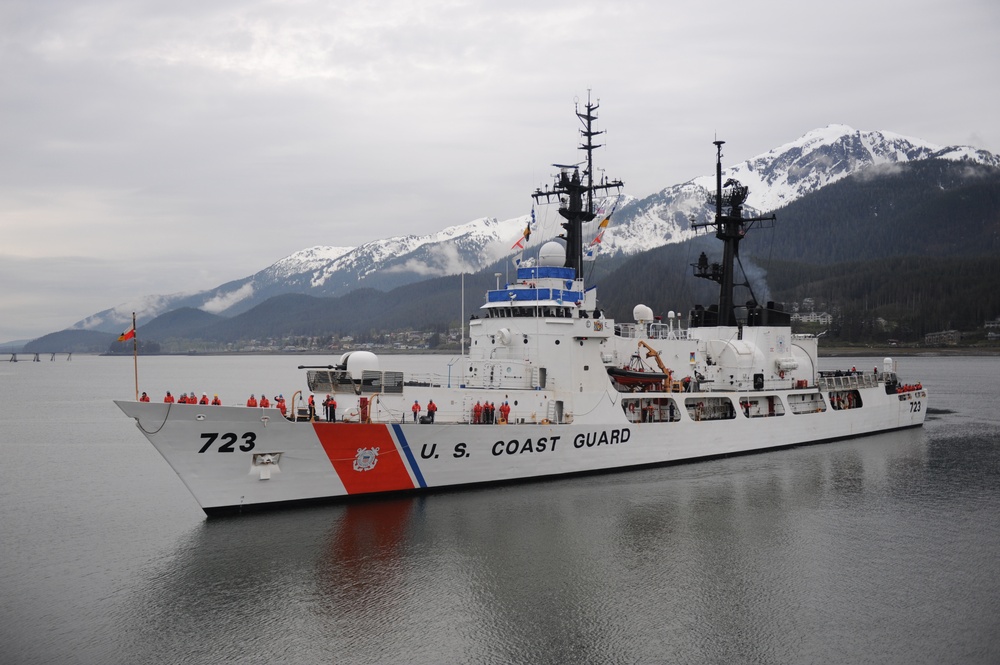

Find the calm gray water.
[{"left": 1, "top": 354, "right": 998, "bottom": 664}]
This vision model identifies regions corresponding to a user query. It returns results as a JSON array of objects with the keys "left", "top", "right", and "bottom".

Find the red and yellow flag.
[{"left": 117, "top": 325, "right": 135, "bottom": 342}]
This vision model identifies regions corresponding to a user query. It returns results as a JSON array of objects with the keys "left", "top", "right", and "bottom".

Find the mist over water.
[{"left": 1, "top": 354, "right": 998, "bottom": 664}]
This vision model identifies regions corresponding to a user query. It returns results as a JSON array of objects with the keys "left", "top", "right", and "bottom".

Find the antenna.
[{"left": 532, "top": 92, "right": 624, "bottom": 278}]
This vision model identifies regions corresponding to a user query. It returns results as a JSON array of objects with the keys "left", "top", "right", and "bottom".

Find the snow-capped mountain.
[
  {"left": 72, "top": 125, "right": 998, "bottom": 333},
  {"left": 73, "top": 217, "right": 536, "bottom": 332},
  {"left": 590, "top": 124, "right": 1000, "bottom": 259},
  {"left": 694, "top": 124, "right": 999, "bottom": 211}
]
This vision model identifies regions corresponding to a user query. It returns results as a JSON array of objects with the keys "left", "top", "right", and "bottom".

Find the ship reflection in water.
[{"left": 116, "top": 423, "right": 1000, "bottom": 664}]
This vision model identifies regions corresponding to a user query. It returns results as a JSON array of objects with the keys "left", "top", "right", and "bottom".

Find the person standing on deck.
[
  {"left": 412, "top": 400, "right": 421, "bottom": 423},
  {"left": 427, "top": 400, "right": 437, "bottom": 423}
]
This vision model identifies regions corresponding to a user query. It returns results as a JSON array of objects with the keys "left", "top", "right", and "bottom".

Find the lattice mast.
[
  {"left": 691, "top": 140, "right": 776, "bottom": 325},
  {"left": 532, "top": 93, "right": 624, "bottom": 277}
]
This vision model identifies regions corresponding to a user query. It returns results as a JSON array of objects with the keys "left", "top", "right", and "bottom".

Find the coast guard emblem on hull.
[{"left": 353, "top": 447, "right": 380, "bottom": 472}]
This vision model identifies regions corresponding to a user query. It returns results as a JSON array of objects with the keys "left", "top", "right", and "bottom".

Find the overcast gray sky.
[{"left": 2, "top": 0, "right": 997, "bottom": 342}]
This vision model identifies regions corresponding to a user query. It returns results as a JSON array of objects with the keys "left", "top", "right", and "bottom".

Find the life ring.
[{"left": 540, "top": 418, "right": 551, "bottom": 425}]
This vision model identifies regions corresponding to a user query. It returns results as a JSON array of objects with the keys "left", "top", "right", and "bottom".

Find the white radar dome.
[
  {"left": 538, "top": 241, "right": 566, "bottom": 267},
  {"left": 633, "top": 304, "right": 654, "bottom": 322},
  {"left": 339, "top": 351, "right": 380, "bottom": 379}
]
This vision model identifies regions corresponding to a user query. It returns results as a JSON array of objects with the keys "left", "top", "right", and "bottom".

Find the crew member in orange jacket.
[
  {"left": 412, "top": 400, "right": 421, "bottom": 423},
  {"left": 247, "top": 394, "right": 258, "bottom": 407},
  {"left": 323, "top": 395, "right": 337, "bottom": 422},
  {"left": 139, "top": 392, "right": 150, "bottom": 402},
  {"left": 163, "top": 391, "right": 175, "bottom": 403},
  {"left": 427, "top": 400, "right": 437, "bottom": 423},
  {"left": 211, "top": 394, "right": 222, "bottom": 406}
]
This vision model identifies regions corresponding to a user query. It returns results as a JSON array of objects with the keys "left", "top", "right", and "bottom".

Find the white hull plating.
[{"left": 116, "top": 382, "right": 925, "bottom": 515}]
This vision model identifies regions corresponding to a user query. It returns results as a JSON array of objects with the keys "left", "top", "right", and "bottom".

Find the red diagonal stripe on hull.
[{"left": 313, "top": 423, "right": 415, "bottom": 495}]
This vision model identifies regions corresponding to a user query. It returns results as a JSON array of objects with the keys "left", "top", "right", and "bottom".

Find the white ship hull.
[
  {"left": 116, "top": 383, "right": 926, "bottom": 515},
  {"left": 115, "top": 102, "right": 929, "bottom": 516}
]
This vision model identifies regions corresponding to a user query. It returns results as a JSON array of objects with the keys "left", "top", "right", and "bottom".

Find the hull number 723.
[{"left": 198, "top": 432, "right": 257, "bottom": 453}]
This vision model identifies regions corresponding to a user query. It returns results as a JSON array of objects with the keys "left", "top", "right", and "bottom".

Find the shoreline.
[
  {"left": 818, "top": 346, "right": 1000, "bottom": 357},
  {"left": 83, "top": 346, "right": 1000, "bottom": 358}
]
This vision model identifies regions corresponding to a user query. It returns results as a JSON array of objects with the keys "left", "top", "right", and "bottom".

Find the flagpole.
[
  {"left": 460, "top": 273, "right": 465, "bottom": 358},
  {"left": 132, "top": 311, "right": 138, "bottom": 401}
]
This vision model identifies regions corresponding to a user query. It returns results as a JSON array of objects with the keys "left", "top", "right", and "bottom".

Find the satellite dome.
[
  {"left": 538, "top": 241, "right": 566, "bottom": 267},
  {"left": 633, "top": 304, "right": 654, "bottom": 322}
]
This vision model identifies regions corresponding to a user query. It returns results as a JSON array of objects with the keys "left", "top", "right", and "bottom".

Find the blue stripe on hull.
[{"left": 392, "top": 424, "right": 427, "bottom": 488}]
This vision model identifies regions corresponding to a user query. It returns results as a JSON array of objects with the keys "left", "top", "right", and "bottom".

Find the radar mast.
[
  {"left": 691, "top": 140, "right": 776, "bottom": 326},
  {"left": 532, "top": 92, "right": 624, "bottom": 277}
]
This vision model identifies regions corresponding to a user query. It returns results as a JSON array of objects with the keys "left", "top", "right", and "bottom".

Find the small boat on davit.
[
  {"left": 117, "top": 96, "right": 928, "bottom": 515},
  {"left": 607, "top": 335, "right": 679, "bottom": 392}
]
